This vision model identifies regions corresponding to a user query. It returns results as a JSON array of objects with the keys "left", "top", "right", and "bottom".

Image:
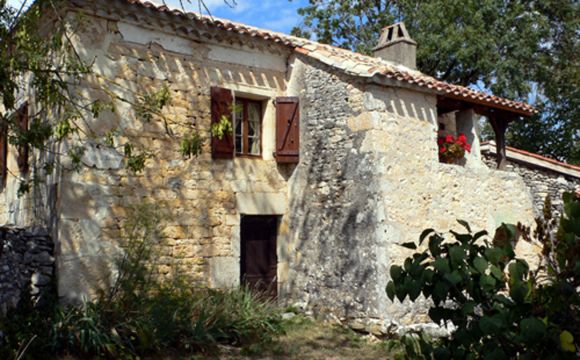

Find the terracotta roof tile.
[
  {"left": 482, "top": 141, "right": 580, "bottom": 173},
  {"left": 123, "top": 0, "right": 537, "bottom": 116}
]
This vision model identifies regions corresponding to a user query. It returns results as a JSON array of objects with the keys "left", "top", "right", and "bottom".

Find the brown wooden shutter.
[
  {"left": 0, "top": 122, "right": 7, "bottom": 187},
  {"left": 275, "top": 97, "right": 300, "bottom": 164},
  {"left": 211, "top": 86, "right": 234, "bottom": 159},
  {"left": 17, "top": 104, "right": 29, "bottom": 174}
]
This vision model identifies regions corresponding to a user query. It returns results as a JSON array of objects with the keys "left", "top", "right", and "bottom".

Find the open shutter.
[
  {"left": 211, "top": 86, "right": 234, "bottom": 159},
  {"left": 0, "top": 123, "right": 7, "bottom": 186},
  {"left": 17, "top": 104, "right": 29, "bottom": 174},
  {"left": 275, "top": 97, "right": 299, "bottom": 164}
]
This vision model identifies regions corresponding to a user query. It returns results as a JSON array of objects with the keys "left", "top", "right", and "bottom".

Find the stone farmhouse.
[{"left": 0, "top": 0, "right": 544, "bottom": 329}]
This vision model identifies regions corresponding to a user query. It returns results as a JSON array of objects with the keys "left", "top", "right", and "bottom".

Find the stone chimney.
[{"left": 373, "top": 22, "right": 417, "bottom": 69}]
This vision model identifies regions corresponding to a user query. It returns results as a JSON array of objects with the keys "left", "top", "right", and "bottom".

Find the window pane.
[
  {"left": 236, "top": 136, "right": 243, "bottom": 154},
  {"left": 249, "top": 136, "right": 260, "bottom": 155},
  {"left": 235, "top": 108, "right": 243, "bottom": 137},
  {"left": 248, "top": 103, "right": 260, "bottom": 137}
]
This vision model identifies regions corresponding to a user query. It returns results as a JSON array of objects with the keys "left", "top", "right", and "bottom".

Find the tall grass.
[{"left": 0, "top": 203, "right": 284, "bottom": 359}]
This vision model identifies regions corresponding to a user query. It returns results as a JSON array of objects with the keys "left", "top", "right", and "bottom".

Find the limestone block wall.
[
  {"left": 482, "top": 154, "right": 579, "bottom": 217},
  {"left": 363, "top": 84, "right": 535, "bottom": 327},
  {"left": 284, "top": 56, "right": 535, "bottom": 330},
  {"left": 0, "top": 226, "right": 54, "bottom": 314},
  {"left": 54, "top": 12, "right": 293, "bottom": 302}
]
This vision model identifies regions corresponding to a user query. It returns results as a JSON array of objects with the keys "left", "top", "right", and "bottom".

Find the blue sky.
[
  {"left": 159, "top": 0, "right": 308, "bottom": 33},
  {"left": 7, "top": 0, "right": 309, "bottom": 34}
]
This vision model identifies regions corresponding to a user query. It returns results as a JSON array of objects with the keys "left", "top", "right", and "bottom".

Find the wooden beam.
[
  {"left": 489, "top": 114, "right": 509, "bottom": 170},
  {"left": 442, "top": 93, "right": 535, "bottom": 117},
  {"left": 437, "top": 96, "right": 522, "bottom": 122}
]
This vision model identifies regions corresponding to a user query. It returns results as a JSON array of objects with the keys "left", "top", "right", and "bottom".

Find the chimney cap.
[{"left": 373, "top": 22, "right": 417, "bottom": 52}]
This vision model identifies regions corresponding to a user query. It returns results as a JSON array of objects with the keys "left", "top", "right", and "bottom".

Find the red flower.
[
  {"left": 445, "top": 135, "right": 454, "bottom": 143},
  {"left": 437, "top": 138, "right": 444, "bottom": 146},
  {"left": 457, "top": 133, "right": 467, "bottom": 144},
  {"left": 465, "top": 143, "right": 472, "bottom": 153},
  {"left": 439, "top": 146, "right": 446, "bottom": 154}
]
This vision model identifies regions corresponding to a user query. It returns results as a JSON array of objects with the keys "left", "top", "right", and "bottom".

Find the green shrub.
[
  {"left": 0, "top": 202, "right": 284, "bottom": 359},
  {"left": 387, "top": 192, "right": 579, "bottom": 359}
]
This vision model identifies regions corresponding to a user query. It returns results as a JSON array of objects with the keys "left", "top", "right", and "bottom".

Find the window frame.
[{"left": 234, "top": 97, "right": 263, "bottom": 158}]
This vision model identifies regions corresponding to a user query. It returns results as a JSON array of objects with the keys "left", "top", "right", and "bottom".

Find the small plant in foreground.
[
  {"left": 0, "top": 202, "right": 284, "bottom": 359},
  {"left": 387, "top": 193, "right": 579, "bottom": 359}
]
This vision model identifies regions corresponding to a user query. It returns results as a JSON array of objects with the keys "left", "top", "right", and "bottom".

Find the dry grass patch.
[{"left": 218, "top": 315, "right": 403, "bottom": 360}]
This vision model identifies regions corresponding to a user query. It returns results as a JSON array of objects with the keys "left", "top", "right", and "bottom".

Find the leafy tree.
[
  {"left": 0, "top": 0, "right": 228, "bottom": 193},
  {"left": 0, "top": 0, "right": 172, "bottom": 194},
  {"left": 292, "top": 0, "right": 579, "bottom": 164}
]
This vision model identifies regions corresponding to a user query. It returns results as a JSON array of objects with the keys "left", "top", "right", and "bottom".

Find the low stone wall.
[
  {"left": 0, "top": 226, "right": 54, "bottom": 314},
  {"left": 482, "top": 154, "right": 579, "bottom": 217}
]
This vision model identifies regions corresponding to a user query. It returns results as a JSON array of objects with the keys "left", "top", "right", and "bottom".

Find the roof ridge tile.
[{"left": 121, "top": 0, "right": 537, "bottom": 116}]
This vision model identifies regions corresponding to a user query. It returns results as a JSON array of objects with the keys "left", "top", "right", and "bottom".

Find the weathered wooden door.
[{"left": 240, "top": 215, "right": 278, "bottom": 298}]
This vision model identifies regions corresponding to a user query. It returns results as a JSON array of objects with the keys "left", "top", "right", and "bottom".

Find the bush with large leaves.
[{"left": 387, "top": 193, "right": 579, "bottom": 359}]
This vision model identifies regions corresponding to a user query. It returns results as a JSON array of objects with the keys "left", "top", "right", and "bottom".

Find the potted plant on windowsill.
[{"left": 438, "top": 133, "right": 471, "bottom": 164}]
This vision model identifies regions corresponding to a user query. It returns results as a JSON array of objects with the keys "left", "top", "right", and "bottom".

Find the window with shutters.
[
  {"left": 211, "top": 86, "right": 264, "bottom": 159},
  {"left": 234, "top": 98, "right": 262, "bottom": 157},
  {"left": 275, "top": 97, "right": 299, "bottom": 164}
]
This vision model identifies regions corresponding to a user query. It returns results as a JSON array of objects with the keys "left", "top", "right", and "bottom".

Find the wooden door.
[{"left": 240, "top": 215, "right": 278, "bottom": 298}]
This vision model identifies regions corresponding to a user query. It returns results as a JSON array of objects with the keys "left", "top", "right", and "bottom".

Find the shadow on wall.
[
  {"left": 56, "top": 51, "right": 290, "bottom": 303},
  {"left": 281, "top": 60, "right": 386, "bottom": 319}
]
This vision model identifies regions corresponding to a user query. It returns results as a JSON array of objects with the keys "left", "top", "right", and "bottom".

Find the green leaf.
[
  {"left": 390, "top": 265, "right": 403, "bottom": 282},
  {"left": 400, "top": 242, "right": 417, "bottom": 250},
  {"left": 433, "top": 346, "right": 451, "bottom": 360},
  {"left": 508, "top": 260, "right": 529, "bottom": 280},
  {"left": 480, "top": 274, "right": 497, "bottom": 291},
  {"left": 457, "top": 219, "right": 472, "bottom": 233},
  {"left": 428, "top": 234, "right": 443, "bottom": 257},
  {"left": 449, "top": 245, "right": 465, "bottom": 268},
  {"left": 479, "top": 316, "right": 500, "bottom": 335},
  {"left": 560, "top": 330, "right": 576, "bottom": 352},
  {"left": 480, "top": 314, "right": 505, "bottom": 336},
  {"left": 420, "top": 228, "right": 435, "bottom": 245},
  {"left": 489, "top": 265, "right": 504, "bottom": 281},
  {"left": 510, "top": 283, "right": 528, "bottom": 303},
  {"left": 473, "top": 257, "right": 488, "bottom": 274},
  {"left": 444, "top": 270, "right": 462, "bottom": 286},
  {"left": 484, "top": 248, "right": 502, "bottom": 265},
  {"left": 483, "top": 348, "right": 507, "bottom": 360},
  {"left": 519, "top": 317, "right": 546, "bottom": 343},
  {"left": 461, "top": 301, "right": 476, "bottom": 316},
  {"left": 386, "top": 281, "right": 396, "bottom": 301},
  {"left": 432, "top": 282, "right": 449, "bottom": 304},
  {"left": 395, "top": 282, "right": 407, "bottom": 302},
  {"left": 434, "top": 257, "right": 450, "bottom": 274},
  {"left": 473, "top": 230, "right": 488, "bottom": 241},
  {"left": 404, "top": 258, "right": 413, "bottom": 272},
  {"left": 408, "top": 280, "right": 421, "bottom": 301}
]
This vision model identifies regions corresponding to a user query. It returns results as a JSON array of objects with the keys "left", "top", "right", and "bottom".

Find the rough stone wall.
[
  {"left": 0, "top": 226, "right": 54, "bottom": 314},
  {"left": 52, "top": 11, "right": 293, "bottom": 302},
  {"left": 482, "top": 154, "right": 580, "bottom": 217},
  {"left": 284, "top": 57, "right": 384, "bottom": 321},
  {"left": 363, "top": 84, "right": 536, "bottom": 329},
  {"left": 0, "top": 3, "right": 538, "bottom": 329},
  {"left": 284, "top": 56, "right": 536, "bottom": 332}
]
